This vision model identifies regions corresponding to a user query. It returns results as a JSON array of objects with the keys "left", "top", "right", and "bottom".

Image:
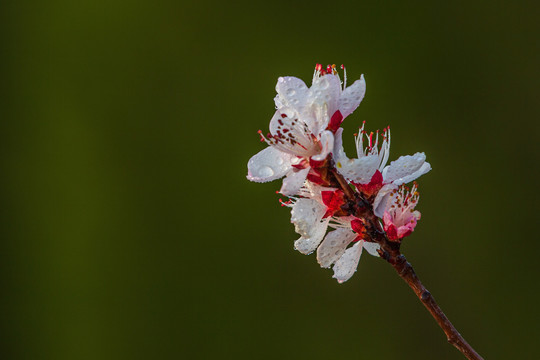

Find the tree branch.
[
  {"left": 330, "top": 168, "right": 484, "bottom": 360},
  {"left": 389, "top": 254, "right": 484, "bottom": 360}
]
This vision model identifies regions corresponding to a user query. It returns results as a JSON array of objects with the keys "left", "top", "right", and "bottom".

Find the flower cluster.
[{"left": 247, "top": 64, "right": 431, "bottom": 283}]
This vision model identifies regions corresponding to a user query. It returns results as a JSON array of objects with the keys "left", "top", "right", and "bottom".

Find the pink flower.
[{"left": 379, "top": 183, "right": 422, "bottom": 241}]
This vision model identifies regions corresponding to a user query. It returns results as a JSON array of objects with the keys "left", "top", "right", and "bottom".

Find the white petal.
[
  {"left": 338, "top": 75, "right": 366, "bottom": 118},
  {"left": 280, "top": 168, "right": 309, "bottom": 196},
  {"left": 308, "top": 74, "right": 341, "bottom": 130},
  {"left": 333, "top": 128, "right": 379, "bottom": 183},
  {"left": 294, "top": 218, "right": 330, "bottom": 255},
  {"left": 275, "top": 76, "right": 310, "bottom": 111},
  {"left": 337, "top": 155, "right": 380, "bottom": 184},
  {"left": 247, "top": 147, "right": 294, "bottom": 183},
  {"left": 290, "top": 198, "right": 326, "bottom": 238},
  {"left": 373, "top": 184, "right": 398, "bottom": 218},
  {"left": 269, "top": 108, "right": 319, "bottom": 146},
  {"left": 311, "top": 130, "right": 334, "bottom": 161},
  {"left": 309, "top": 75, "right": 341, "bottom": 109},
  {"left": 382, "top": 152, "right": 430, "bottom": 185},
  {"left": 317, "top": 228, "right": 356, "bottom": 268},
  {"left": 269, "top": 108, "right": 295, "bottom": 136},
  {"left": 332, "top": 128, "right": 348, "bottom": 163},
  {"left": 362, "top": 242, "right": 381, "bottom": 257},
  {"left": 332, "top": 241, "right": 364, "bottom": 283},
  {"left": 394, "top": 162, "right": 431, "bottom": 185}
]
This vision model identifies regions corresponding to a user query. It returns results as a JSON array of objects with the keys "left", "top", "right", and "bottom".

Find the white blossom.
[
  {"left": 247, "top": 65, "right": 366, "bottom": 196},
  {"left": 284, "top": 188, "right": 380, "bottom": 283},
  {"left": 335, "top": 123, "right": 431, "bottom": 187}
]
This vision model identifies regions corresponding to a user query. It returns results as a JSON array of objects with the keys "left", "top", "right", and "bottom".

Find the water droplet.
[
  {"left": 258, "top": 166, "right": 274, "bottom": 177},
  {"left": 276, "top": 157, "right": 284, "bottom": 165},
  {"left": 319, "top": 79, "right": 329, "bottom": 89},
  {"left": 286, "top": 88, "right": 296, "bottom": 97}
]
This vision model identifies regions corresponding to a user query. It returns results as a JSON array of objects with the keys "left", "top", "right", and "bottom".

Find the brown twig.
[
  {"left": 388, "top": 254, "right": 484, "bottom": 360},
  {"left": 330, "top": 169, "right": 484, "bottom": 360}
]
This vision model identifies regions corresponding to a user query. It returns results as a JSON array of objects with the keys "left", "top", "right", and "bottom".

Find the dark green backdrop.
[{"left": 2, "top": 1, "right": 539, "bottom": 359}]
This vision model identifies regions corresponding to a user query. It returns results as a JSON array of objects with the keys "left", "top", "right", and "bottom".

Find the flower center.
[
  {"left": 354, "top": 122, "right": 391, "bottom": 171},
  {"left": 258, "top": 113, "right": 321, "bottom": 158},
  {"left": 389, "top": 182, "right": 420, "bottom": 223},
  {"left": 313, "top": 63, "right": 348, "bottom": 90}
]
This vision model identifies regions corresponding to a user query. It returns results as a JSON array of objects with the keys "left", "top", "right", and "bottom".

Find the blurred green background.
[{"left": 1, "top": 0, "right": 539, "bottom": 359}]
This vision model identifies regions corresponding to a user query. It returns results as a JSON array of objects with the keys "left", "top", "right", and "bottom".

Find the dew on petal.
[
  {"left": 258, "top": 166, "right": 274, "bottom": 177},
  {"left": 319, "top": 78, "right": 329, "bottom": 89}
]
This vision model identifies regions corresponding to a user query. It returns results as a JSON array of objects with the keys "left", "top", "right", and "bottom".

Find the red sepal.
[
  {"left": 371, "top": 169, "right": 383, "bottom": 185},
  {"left": 350, "top": 218, "right": 365, "bottom": 235},
  {"left": 291, "top": 158, "right": 309, "bottom": 170},
  {"left": 307, "top": 173, "right": 326, "bottom": 185},
  {"left": 308, "top": 157, "right": 326, "bottom": 170},
  {"left": 327, "top": 110, "right": 344, "bottom": 133},
  {"left": 384, "top": 224, "right": 399, "bottom": 241},
  {"left": 321, "top": 189, "right": 346, "bottom": 218},
  {"left": 355, "top": 170, "right": 384, "bottom": 197}
]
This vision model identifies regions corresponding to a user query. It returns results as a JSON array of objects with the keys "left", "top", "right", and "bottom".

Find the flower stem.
[
  {"left": 330, "top": 169, "right": 483, "bottom": 360},
  {"left": 386, "top": 253, "right": 484, "bottom": 360}
]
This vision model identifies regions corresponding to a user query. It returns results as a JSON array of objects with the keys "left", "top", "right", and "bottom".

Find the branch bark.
[{"left": 388, "top": 254, "right": 484, "bottom": 360}]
